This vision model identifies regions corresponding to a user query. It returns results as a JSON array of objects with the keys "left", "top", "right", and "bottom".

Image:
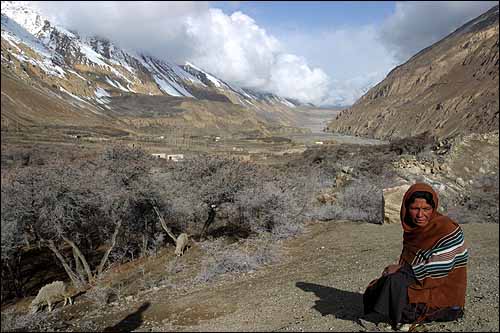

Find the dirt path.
[{"left": 102, "top": 221, "right": 498, "bottom": 332}]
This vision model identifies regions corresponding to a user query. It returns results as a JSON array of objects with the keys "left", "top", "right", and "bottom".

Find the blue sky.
[
  {"left": 215, "top": 1, "right": 395, "bottom": 32},
  {"left": 34, "top": 1, "right": 498, "bottom": 106}
]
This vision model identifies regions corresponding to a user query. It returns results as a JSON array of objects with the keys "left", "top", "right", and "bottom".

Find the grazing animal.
[
  {"left": 175, "top": 233, "right": 189, "bottom": 256},
  {"left": 30, "top": 281, "right": 73, "bottom": 313}
]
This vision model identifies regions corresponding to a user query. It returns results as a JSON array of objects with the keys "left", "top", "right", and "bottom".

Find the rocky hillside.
[
  {"left": 0, "top": 1, "right": 303, "bottom": 137},
  {"left": 328, "top": 5, "right": 499, "bottom": 140}
]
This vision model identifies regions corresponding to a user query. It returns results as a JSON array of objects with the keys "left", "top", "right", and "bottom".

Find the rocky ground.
[{"left": 2, "top": 220, "right": 498, "bottom": 332}]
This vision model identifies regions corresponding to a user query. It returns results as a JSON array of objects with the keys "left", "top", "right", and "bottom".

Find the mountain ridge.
[
  {"left": 1, "top": 1, "right": 306, "bottom": 137},
  {"left": 328, "top": 5, "right": 499, "bottom": 140}
]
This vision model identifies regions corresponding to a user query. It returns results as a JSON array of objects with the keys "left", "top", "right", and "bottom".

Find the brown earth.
[
  {"left": 3, "top": 221, "right": 498, "bottom": 332},
  {"left": 0, "top": 70, "right": 120, "bottom": 131}
]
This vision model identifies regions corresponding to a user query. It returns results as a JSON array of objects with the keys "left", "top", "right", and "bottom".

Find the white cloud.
[
  {"left": 267, "top": 54, "right": 330, "bottom": 103},
  {"left": 33, "top": 1, "right": 208, "bottom": 62},
  {"left": 380, "top": 1, "right": 498, "bottom": 62},
  {"left": 323, "top": 72, "right": 386, "bottom": 106},
  {"left": 185, "top": 9, "right": 280, "bottom": 88},
  {"left": 34, "top": 1, "right": 329, "bottom": 104},
  {"left": 185, "top": 9, "right": 330, "bottom": 104},
  {"left": 280, "top": 25, "right": 398, "bottom": 106}
]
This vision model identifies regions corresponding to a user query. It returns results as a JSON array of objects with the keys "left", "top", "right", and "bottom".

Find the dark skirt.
[{"left": 363, "top": 266, "right": 464, "bottom": 327}]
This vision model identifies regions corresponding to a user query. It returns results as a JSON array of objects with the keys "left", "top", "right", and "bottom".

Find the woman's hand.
[{"left": 382, "top": 264, "right": 402, "bottom": 276}]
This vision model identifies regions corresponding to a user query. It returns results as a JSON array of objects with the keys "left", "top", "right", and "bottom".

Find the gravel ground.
[
  {"left": 111, "top": 221, "right": 499, "bottom": 332},
  {"left": 3, "top": 221, "right": 498, "bottom": 332}
]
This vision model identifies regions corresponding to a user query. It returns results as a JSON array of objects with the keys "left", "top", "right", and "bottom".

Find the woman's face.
[{"left": 408, "top": 198, "right": 434, "bottom": 227}]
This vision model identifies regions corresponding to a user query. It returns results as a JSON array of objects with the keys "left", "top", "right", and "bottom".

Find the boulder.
[
  {"left": 383, "top": 184, "right": 411, "bottom": 224},
  {"left": 456, "top": 177, "right": 466, "bottom": 187}
]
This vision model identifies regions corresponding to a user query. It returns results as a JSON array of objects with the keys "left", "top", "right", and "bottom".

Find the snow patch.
[
  {"left": 185, "top": 61, "right": 222, "bottom": 88},
  {"left": 60, "top": 86, "right": 90, "bottom": 104},
  {"left": 79, "top": 43, "right": 108, "bottom": 67},
  {"left": 68, "top": 70, "right": 87, "bottom": 81},
  {"left": 154, "top": 76, "right": 183, "bottom": 97},
  {"left": 105, "top": 76, "right": 130, "bottom": 92},
  {"left": 95, "top": 87, "right": 111, "bottom": 98}
]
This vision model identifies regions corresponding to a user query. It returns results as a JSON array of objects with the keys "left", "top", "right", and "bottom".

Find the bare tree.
[
  {"left": 161, "top": 155, "right": 318, "bottom": 240},
  {"left": 170, "top": 156, "right": 259, "bottom": 238},
  {"left": 1, "top": 145, "right": 162, "bottom": 291},
  {"left": 1, "top": 146, "right": 323, "bottom": 302}
]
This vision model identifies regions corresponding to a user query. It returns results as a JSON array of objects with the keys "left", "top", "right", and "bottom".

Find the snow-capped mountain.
[
  {"left": 1, "top": 1, "right": 300, "bottom": 112},
  {"left": 181, "top": 62, "right": 299, "bottom": 108}
]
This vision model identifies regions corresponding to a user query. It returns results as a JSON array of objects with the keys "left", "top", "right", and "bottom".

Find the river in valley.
[{"left": 285, "top": 107, "right": 388, "bottom": 146}]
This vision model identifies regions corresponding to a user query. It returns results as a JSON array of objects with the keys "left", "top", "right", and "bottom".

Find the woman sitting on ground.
[{"left": 363, "top": 182, "right": 469, "bottom": 330}]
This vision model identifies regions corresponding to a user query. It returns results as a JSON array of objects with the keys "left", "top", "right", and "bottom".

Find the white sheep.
[
  {"left": 30, "top": 281, "right": 73, "bottom": 313},
  {"left": 175, "top": 233, "right": 189, "bottom": 256}
]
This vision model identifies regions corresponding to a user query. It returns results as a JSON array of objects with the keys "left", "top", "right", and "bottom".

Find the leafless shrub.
[
  {"left": 390, "top": 132, "right": 437, "bottom": 156},
  {"left": 1, "top": 150, "right": 319, "bottom": 303},
  {"left": 108, "top": 243, "right": 136, "bottom": 266},
  {"left": 166, "top": 258, "right": 186, "bottom": 274},
  {"left": 166, "top": 155, "right": 261, "bottom": 237},
  {"left": 108, "top": 281, "right": 126, "bottom": 302},
  {"left": 271, "top": 218, "right": 304, "bottom": 240},
  {"left": 299, "top": 142, "right": 407, "bottom": 224},
  {"left": 235, "top": 183, "right": 288, "bottom": 233},
  {"left": 155, "top": 155, "right": 315, "bottom": 240},
  {"left": 143, "top": 233, "right": 166, "bottom": 258},
  {"left": 314, "top": 205, "right": 338, "bottom": 222},
  {"left": 447, "top": 173, "right": 499, "bottom": 224},
  {"left": 1, "top": 144, "right": 166, "bottom": 298},
  {"left": 102, "top": 144, "right": 151, "bottom": 162},
  {"left": 196, "top": 239, "right": 279, "bottom": 283},
  {"left": 198, "top": 237, "right": 229, "bottom": 254},
  {"left": 303, "top": 144, "right": 395, "bottom": 177},
  {"left": 233, "top": 166, "right": 316, "bottom": 238},
  {"left": 196, "top": 250, "right": 255, "bottom": 283},
  {"left": 1, "top": 144, "right": 97, "bottom": 170},
  {"left": 1, "top": 212, "right": 26, "bottom": 300},
  {"left": 314, "top": 178, "right": 384, "bottom": 224}
]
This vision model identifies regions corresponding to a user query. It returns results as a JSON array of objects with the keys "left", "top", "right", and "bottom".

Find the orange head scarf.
[{"left": 399, "top": 183, "right": 459, "bottom": 265}]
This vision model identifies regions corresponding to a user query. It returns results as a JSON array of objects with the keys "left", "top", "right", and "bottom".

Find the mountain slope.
[
  {"left": 328, "top": 5, "right": 499, "bottom": 140},
  {"left": 1, "top": 1, "right": 304, "bottom": 137}
]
